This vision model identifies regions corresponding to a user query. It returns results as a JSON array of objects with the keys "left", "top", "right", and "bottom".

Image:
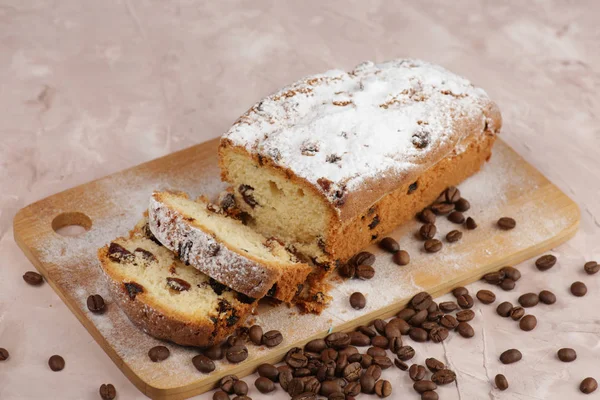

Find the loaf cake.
[
  {"left": 148, "top": 191, "right": 313, "bottom": 302},
  {"left": 97, "top": 220, "right": 256, "bottom": 347},
  {"left": 219, "top": 58, "right": 502, "bottom": 271}
]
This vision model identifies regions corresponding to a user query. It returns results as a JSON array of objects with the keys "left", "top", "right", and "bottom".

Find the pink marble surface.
[{"left": 1, "top": 1, "right": 599, "bottom": 399}]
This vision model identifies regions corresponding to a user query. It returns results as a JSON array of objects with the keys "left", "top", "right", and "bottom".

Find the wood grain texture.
[{"left": 13, "top": 138, "right": 579, "bottom": 399}]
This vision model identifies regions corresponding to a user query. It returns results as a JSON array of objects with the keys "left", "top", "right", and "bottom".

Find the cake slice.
[
  {"left": 97, "top": 220, "right": 256, "bottom": 347},
  {"left": 148, "top": 191, "right": 313, "bottom": 302}
]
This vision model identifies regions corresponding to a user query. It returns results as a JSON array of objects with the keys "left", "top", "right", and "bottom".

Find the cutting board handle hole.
[{"left": 52, "top": 212, "right": 93, "bottom": 236}]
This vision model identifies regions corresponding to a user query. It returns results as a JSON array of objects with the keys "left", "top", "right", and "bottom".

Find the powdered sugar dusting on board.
[{"left": 225, "top": 59, "right": 500, "bottom": 208}]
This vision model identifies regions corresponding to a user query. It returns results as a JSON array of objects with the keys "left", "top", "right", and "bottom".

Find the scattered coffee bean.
[
  {"left": 426, "top": 358, "right": 445, "bottom": 372},
  {"left": 394, "top": 358, "right": 408, "bottom": 370},
  {"left": 457, "top": 294, "right": 474, "bottom": 309},
  {"left": 500, "top": 349, "right": 522, "bottom": 364},
  {"left": 205, "top": 344, "right": 224, "bottom": 360},
  {"left": 409, "top": 364, "right": 427, "bottom": 381},
  {"left": 456, "top": 322, "right": 474, "bottom": 338},
  {"left": 420, "top": 224, "right": 437, "bottom": 240},
  {"left": 358, "top": 325, "right": 377, "bottom": 337},
  {"left": 338, "top": 264, "right": 356, "bottom": 278},
  {"left": 431, "top": 202, "right": 454, "bottom": 215},
  {"left": 393, "top": 250, "right": 410, "bottom": 266},
  {"left": 429, "top": 326, "right": 449, "bottom": 343},
  {"left": 286, "top": 348, "right": 308, "bottom": 369},
  {"left": 396, "top": 346, "right": 416, "bottom": 361},
  {"left": 348, "top": 331, "right": 371, "bottom": 347},
  {"left": 292, "top": 393, "right": 315, "bottom": 400},
  {"left": 484, "top": 271, "right": 505, "bottom": 285},
  {"left": 446, "top": 230, "right": 463, "bottom": 242},
  {"left": 411, "top": 292, "right": 433, "bottom": 311},
  {"left": 365, "top": 364, "right": 382, "bottom": 380},
  {"left": 501, "top": 266, "right": 521, "bottom": 281},
  {"left": 584, "top": 261, "right": 599, "bottom": 275},
  {"left": 538, "top": 290, "right": 556, "bottom": 305},
  {"left": 408, "top": 310, "right": 428, "bottom": 327},
  {"left": 193, "top": 354, "right": 215, "bottom": 373},
  {"left": 421, "top": 391, "right": 439, "bottom": 400},
  {"left": 351, "top": 251, "right": 376, "bottom": 267},
  {"left": 496, "top": 301, "right": 513, "bottom": 317},
  {"left": 373, "top": 355, "right": 393, "bottom": 369},
  {"left": 379, "top": 237, "right": 400, "bottom": 253},
  {"left": 452, "top": 287, "right": 469, "bottom": 297},
  {"left": 254, "top": 377, "right": 274, "bottom": 394},
  {"left": 439, "top": 301, "right": 458, "bottom": 313},
  {"left": 326, "top": 332, "right": 351, "bottom": 349},
  {"left": 342, "top": 362, "right": 362, "bottom": 382},
  {"left": 557, "top": 348, "right": 577, "bottom": 362},
  {"left": 409, "top": 328, "right": 428, "bottom": 342},
  {"left": 518, "top": 293, "right": 539, "bottom": 308},
  {"left": 148, "top": 346, "right": 170, "bottom": 362},
  {"left": 374, "top": 380, "right": 392, "bottom": 398},
  {"left": 23, "top": 271, "right": 44, "bottom": 286},
  {"left": 414, "top": 380, "right": 437, "bottom": 394},
  {"left": 421, "top": 321, "right": 439, "bottom": 331},
  {"left": 226, "top": 345, "right": 248, "bottom": 363},
  {"left": 263, "top": 330, "right": 283, "bottom": 347},
  {"left": 389, "top": 336, "right": 403, "bottom": 353},
  {"left": 350, "top": 292, "right": 366, "bottom": 310},
  {"left": 328, "top": 392, "right": 345, "bottom": 400},
  {"left": 444, "top": 187, "right": 461, "bottom": 203},
  {"left": 289, "top": 377, "right": 307, "bottom": 396},
  {"left": 87, "top": 294, "right": 106, "bottom": 314},
  {"left": 278, "top": 370, "right": 293, "bottom": 391},
  {"left": 465, "top": 216, "right": 477, "bottom": 230},
  {"left": 99, "top": 383, "right": 117, "bottom": 400},
  {"left": 233, "top": 380, "right": 248, "bottom": 396},
  {"left": 456, "top": 310, "right": 475, "bottom": 322},
  {"left": 500, "top": 279, "right": 516, "bottom": 291},
  {"left": 510, "top": 306, "right": 525, "bottom": 321},
  {"left": 431, "top": 369, "right": 456, "bottom": 385},
  {"left": 497, "top": 217, "right": 516, "bottom": 230},
  {"left": 232, "top": 396, "right": 252, "bottom": 400},
  {"left": 440, "top": 315, "right": 459, "bottom": 329},
  {"left": 418, "top": 208, "right": 437, "bottom": 224},
  {"left": 455, "top": 197, "right": 470, "bottom": 212},
  {"left": 397, "top": 308, "right": 416, "bottom": 321},
  {"left": 213, "top": 390, "right": 229, "bottom": 400},
  {"left": 424, "top": 239, "right": 443, "bottom": 253},
  {"left": 571, "top": 281, "right": 587, "bottom": 297},
  {"left": 519, "top": 315, "right": 537, "bottom": 331},
  {"left": 257, "top": 363, "right": 279, "bottom": 381},
  {"left": 371, "top": 335, "right": 388, "bottom": 349},
  {"left": 448, "top": 211, "right": 465, "bottom": 224},
  {"left": 580, "top": 377, "right": 598, "bottom": 394},
  {"left": 0, "top": 348, "right": 9, "bottom": 361},
  {"left": 305, "top": 338, "right": 327, "bottom": 353},
  {"left": 477, "top": 290, "right": 496, "bottom": 304},
  {"left": 344, "top": 381, "right": 361, "bottom": 396},
  {"left": 360, "top": 374, "right": 376, "bottom": 394},
  {"left": 248, "top": 325, "right": 263, "bottom": 345},
  {"left": 356, "top": 264, "right": 375, "bottom": 280},
  {"left": 48, "top": 355, "right": 65, "bottom": 371},
  {"left": 536, "top": 254, "right": 557, "bottom": 271},
  {"left": 495, "top": 374, "right": 509, "bottom": 391},
  {"left": 226, "top": 335, "right": 244, "bottom": 348},
  {"left": 220, "top": 375, "right": 239, "bottom": 394}
]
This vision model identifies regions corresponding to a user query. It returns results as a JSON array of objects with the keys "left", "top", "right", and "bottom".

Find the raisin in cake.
[
  {"left": 148, "top": 191, "right": 312, "bottom": 302},
  {"left": 97, "top": 220, "right": 256, "bottom": 347},
  {"left": 219, "top": 58, "right": 502, "bottom": 270}
]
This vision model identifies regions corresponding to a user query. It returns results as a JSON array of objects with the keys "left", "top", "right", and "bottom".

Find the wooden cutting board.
[{"left": 13, "top": 138, "right": 579, "bottom": 400}]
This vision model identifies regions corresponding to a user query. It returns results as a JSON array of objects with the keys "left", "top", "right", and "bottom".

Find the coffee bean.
[
  {"left": 519, "top": 315, "right": 537, "bottom": 331},
  {"left": 497, "top": 217, "right": 516, "bottom": 230},
  {"left": 292, "top": 393, "right": 316, "bottom": 400},
  {"left": 379, "top": 237, "right": 399, "bottom": 253},
  {"left": 535, "top": 254, "right": 557, "bottom": 271},
  {"left": 496, "top": 301, "right": 513, "bottom": 317},
  {"left": 356, "top": 264, "right": 375, "bottom": 280},
  {"left": 483, "top": 271, "right": 505, "bottom": 285},
  {"left": 440, "top": 315, "right": 459, "bottom": 329},
  {"left": 220, "top": 375, "right": 239, "bottom": 394},
  {"left": 557, "top": 348, "right": 577, "bottom": 362},
  {"left": 584, "top": 261, "right": 599, "bottom": 275},
  {"left": 344, "top": 381, "right": 361, "bottom": 396},
  {"left": 87, "top": 294, "right": 106, "bottom": 314},
  {"left": 350, "top": 251, "right": 376, "bottom": 267},
  {"left": 501, "top": 266, "right": 521, "bottom": 281},
  {"left": 326, "top": 332, "right": 350, "bottom": 349},
  {"left": 424, "top": 239, "right": 442, "bottom": 253},
  {"left": 580, "top": 377, "right": 598, "bottom": 394},
  {"left": 438, "top": 301, "right": 457, "bottom": 313},
  {"left": 391, "top": 318, "right": 412, "bottom": 335},
  {"left": 431, "top": 369, "right": 456, "bottom": 385},
  {"left": 414, "top": 380, "right": 437, "bottom": 394},
  {"left": 421, "top": 391, "right": 439, "bottom": 400},
  {"left": 232, "top": 396, "right": 252, "bottom": 400},
  {"left": 454, "top": 197, "right": 470, "bottom": 211},
  {"left": 373, "top": 319, "right": 387, "bottom": 335},
  {"left": 457, "top": 294, "right": 474, "bottom": 309},
  {"left": 456, "top": 310, "right": 475, "bottom": 322},
  {"left": 0, "top": 348, "right": 9, "bottom": 361},
  {"left": 374, "top": 380, "right": 392, "bottom": 398},
  {"left": 205, "top": 344, "right": 224, "bottom": 360},
  {"left": 389, "top": 337, "right": 403, "bottom": 354},
  {"left": 444, "top": 186, "right": 461, "bottom": 203},
  {"left": 452, "top": 287, "right": 469, "bottom": 297},
  {"left": 48, "top": 355, "right": 65, "bottom": 371},
  {"left": 409, "top": 364, "right": 427, "bottom": 381},
  {"left": 394, "top": 358, "right": 408, "bottom": 370},
  {"left": 518, "top": 293, "right": 539, "bottom": 307},
  {"left": 328, "top": 392, "right": 345, "bottom": 400},
  {"left": 500, "top": 349, "right": 522, "bottom": 364},
  {"left": 305, "top": 338, "right": 327, "bottom": 353},
  {"left": 495, "top": 374, "right": 508, "bottom": 391},
  {"left": 367, "top": 347, "right": 386, "bottom": 358},
  {"left": 254, "top": 377, "right": 274, "bottom": 394},
  {"left": 420, "top": 224, "right": 437, "bottom": 240},
  {"left": 476, "top": 290, "right": 496, "bottom": 304},
  {"left": 409, "top": 328, "right": 428, "bottom": 342},
  {"left": 226, "top": 345, "right": 248, "bottom": 363},
  {"left": 213, "top": 390, "right": 229, "bottom": 400},
  {"left": 289, "top": 378, "right": 306, "bottom": 396},
  {"left": 350, "top": 292, "right": 366, "bottom": 310},
  {"left": 539, "top": 290, "right": 556, "bottom": 305},
  {"left": 393, "top": 250, "right": 410, "bottom": 266},
  {"left": 371, "top": 336, "right": 388, "bottom": 349},
  {"left": 148, "top": 346, "right": 170, "bottom": 362},
  {"left": 510, "top": 306, "right": 525, "bottom": 321},
  {"left": 248, "top": 325, "right": 263, "bottom": 345},
  {"left": 193, "top": 354, "right": 215, "bottom": 373},
  {"left": 411, "top": 292, "right": 433, "bottom": 311},
  {"left": 342, "top": 362, "right": 362, "bottom": 381},
  {"left": 347, "top": 332, "right": 370, "bottom": 347},
  {"left": 321, "top": 348, "right": 338, "bottom": 362},
  {"left": 360, "top": 374, "right": 376, "bottom": 394},
  {"left": 334, "top": 353, "right": 348, "bottom": 376},
  {"left": 500, "top": 278, "right": 516, "bottom": 291},
  {"left": 425, "top": 358, "right": 445, "bottom": 372},
  {"left": 338, "top": 264, "right": 356, "bottom": 278},
  {"left": 408, "top": 310, "right": 428, "bottom": 327},
  {"left": 427, "top": 310, "right": 444, "bottom": 322},
  {"left": 262, "top": 330, "right": 283, "bottom": 347},
  {"left": 571, "top": 281, "right": 587, "bottom": 297},
  {"left": 257, "top": 363, "right": 279, "bottom": 381},
  {"left": 339, "top": 344, "right": 357, "bottom": 356},
  {"left": 99, "top": 383, "right": 117, "bottom": 400},
  {"left": 428, "top": 303, "right": 439, "bottom": 313},
  {"left": 278, "top": 370, "right": 293, "bottom": 390},
  {"left": 431, "top": 202, "right": 454, "bottom": 215},
  {"left": 446, "top": 230, "right": 463, "bottom": 242},
  {"left": 396, "top": 346, "right": 415, "bottom": 361},
  {"left": 421, "top": 321, "right": 438, "bottom": 331},
  {"left": 286, "top": 348, "right": 308, "bottom": 369},
  {"left": 456, "top": 322, "right": 474, "bottom": 338},
  {"left": 418, "top": 208, "right": 437, "bottom": 224},
  {"left": 448, "top": 211, "right": 465, "bottom": 224},
  {"left": 465, "top": 216, "right": 477, "bottom": 230},
  {"left": 233, "top": 380, "right": 249, "bottom": 396},
  {"left": 429, "top": 327, "right": 449, "bottom": 343},
  {"left": 23, "top": 271, "right": 44, "bottom": 286},
  {"left": 226, "top": 335, "right": 244, "bottom": 348},
  {"left": 358, "top": 325, "right": 377, "bottom": 337}
]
